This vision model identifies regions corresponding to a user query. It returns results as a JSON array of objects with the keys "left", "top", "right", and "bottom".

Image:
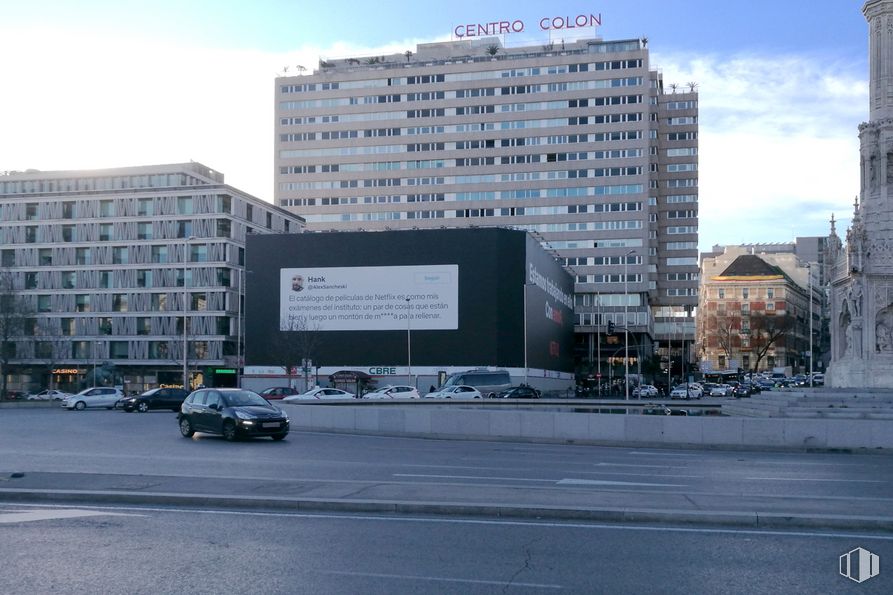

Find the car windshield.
[{"left": 222, "top": 390, "right": 269, "bottom": 407}]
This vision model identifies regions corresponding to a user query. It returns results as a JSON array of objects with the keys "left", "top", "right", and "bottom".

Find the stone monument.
[{"left": 827, "top": 0, "right": 893, "bottom": 387}]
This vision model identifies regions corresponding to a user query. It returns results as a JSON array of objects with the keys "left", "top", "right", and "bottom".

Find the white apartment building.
[
  {"left": 273, "top": 36, "right": 698, "bottom": 381},
  {"left": 0, "top": 162, "right": 304, "bottom": 393}
]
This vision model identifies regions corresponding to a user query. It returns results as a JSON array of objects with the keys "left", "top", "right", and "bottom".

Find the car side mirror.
[{"left": 208, "top": 403, "right": 218, "bottom": 411}]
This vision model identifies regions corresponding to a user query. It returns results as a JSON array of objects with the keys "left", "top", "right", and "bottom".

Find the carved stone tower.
[{"left": 827, "top": 0, "right": 893, "bottom": 387}]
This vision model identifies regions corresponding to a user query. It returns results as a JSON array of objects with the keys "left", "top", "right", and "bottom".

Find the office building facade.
[
  {"left": 0, "top": 163, "right": 304, "bottom": 393},
  {"left": 273, "top": 36, "right": 699, "bottom": 381}
]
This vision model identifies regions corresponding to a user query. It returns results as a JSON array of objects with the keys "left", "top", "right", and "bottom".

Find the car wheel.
[
  {"left": 74, "top": 401, "right": 86, "bottom": 410},
  {"left": 222, "top": 421, "right": 238, "bottom": 442},
  {"left": 179, "top": 417, "right": 195, "bottom": 437},
  {"left": 137, "top": 402, "right": 149, "bottom": 413},
  {"left": 271, "top": 433, "right": 287, "bottom": 441}
]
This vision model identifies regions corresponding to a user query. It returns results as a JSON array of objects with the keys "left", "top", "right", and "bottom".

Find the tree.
[
  {"left": 0, "top": 269, "right": 33, "bottom": 399},
  {"left": 272, "top": 315, "right": 324, "bottom": 392},
  {"left": 745, "top": 312, "right": 796, "bottom": 372},
  {"left": 485, "top": 44, "right": 500, "bottom": 57}
]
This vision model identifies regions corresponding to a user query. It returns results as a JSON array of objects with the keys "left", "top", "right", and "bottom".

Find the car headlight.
[
  {"left": 234, "top": 410, "right": 255, "bottom": 420},
  {"left": 277, "top": 408, "right": 289, "bottom": 421}
]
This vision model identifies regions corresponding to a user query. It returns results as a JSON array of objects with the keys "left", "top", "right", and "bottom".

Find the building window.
[
  {"left": 37, "top": 295, "right": 52, "bottom": 312},
  {"left": 178, "top": 220, "right": 193, "bottom": 238},
  {"left": 136, "top": 270, "right": 152, "bottom": 288},
  {"left": 149, "top": 342, "right": 169, "bottom": 359},
  {"left": 718, "top": 355, "right": 726, "bottom": 369},
  {"left": 62, "top": 225, "right": 75, "bottom": 242},
  {"left": 113, "top": 294, "right": 128, "bottom": 312},
  {"left": 72, "top": 341, "right": 90, "bottom": 359},
  {"left": 110, "top": 341, "right": 129, "bottom": 359},
  {"left": 38, "top": 248, "right": 52, "bottom": 266},
  {"left": 190, "top": 244, "right": 208, "bottom": 263},
  {"left": 76, "top": 295, "right": 90, "bottom": 312},
  {"left": 98, "top": 272, "right": 110, "bottom": 289},
  {"left": 177, "top": 196, "right": 193, "bottom": 215},
  {"left": 61, "top": 318, "right": 76, "bottom": 336},
  {"left": 137, "top": 198, "right": 154, "bottom": 217},
  {"left": 137, "top": 223, "right": 153, "bottom": 240},
  {"left": 151, "top": 246, "right": 168, "bottom": 264},
  {"left": 767, "top": 288, "right": 774, "bottom": 299},
  {"left": 216, "top": 219, "right": 231, "bottom": 238},
  {"left": 99, "top": 200, "right": 114, "bottom": 216},
  {"left": 112, "top": 247, "right": 128, "bottom": 265},
  {"left": 61, "top": 272, "right": 76, "bottom": 289},
  {"left": 742, "top": 288, "right": 749, "bottom": 299},
  {"left": 99, "top": 223, "right": 113, "bottom": 241},
  {"left": 718, "top": 289, "right": 725, "bottom": 299},
  {"left": 151, "top": 294, "right": 168, "bottom": 311},
  {"left": 25, "top": 273, "right": 37, "bottom": 289},
  {"left": 1, "top": 250, "right": 14, "bottom": 267},
  {"left": 136, "top": 317, "right": 151, "bottom": 335},
  {"left": 25, "top": 226, "right": 37, "bottom": 243},
  {"left": 35, "top": 342, "right": 53, "bottom": 358},
  {"left": 76, "top": 248, "right": 91, "bottom": 265},
  {"left": 26, "top": 203, "right": 38, "bottom": 220}
]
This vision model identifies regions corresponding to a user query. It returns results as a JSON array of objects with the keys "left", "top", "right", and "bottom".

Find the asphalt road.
[
  {"left": 1, "top": 408, "right": 892, "bottom": 529},
  {"left": 1, "top": 502, "right": 891, "bottom": 594}
]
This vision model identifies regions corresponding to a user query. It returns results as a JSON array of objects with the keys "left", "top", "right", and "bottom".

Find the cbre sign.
[{"left": 454, "top": 13, "right": 602, "bottom": 39}]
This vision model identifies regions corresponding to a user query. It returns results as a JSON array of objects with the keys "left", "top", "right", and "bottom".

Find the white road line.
[
  {"left": 557, "top": 478, "right": 686, "bottom": 488},
  {"left": 746, "top": 477, "right": 886, "bottom": 483},
  {"left": 0, "top": 508, "right": 142, "bottom": 524},
  {"left": 317, "top": 570, "right": 563, "bottom": 589},
  {"left": 394, "top": 473, "right": 553, "bottom": 483}
]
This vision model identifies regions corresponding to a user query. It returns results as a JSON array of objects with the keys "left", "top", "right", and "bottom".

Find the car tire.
[
  {"left": 179, "top": 417, "right": 195, "bottom": 437},
  {"left": 222, "top": 421, "right": 238, "bottom": 442},
  {"left": 74, "top": 401, "right": 86, "bottom": 410},
  {"left": 271, "top": 433, "right": 287, "bottom": 441},
  {"left": 138, "top": 402, "right": 149, "bottom": 413}
]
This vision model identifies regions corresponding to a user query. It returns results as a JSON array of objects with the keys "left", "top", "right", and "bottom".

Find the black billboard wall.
[{"left": 245, "top": 228, "right": 574, "bottom": 375}]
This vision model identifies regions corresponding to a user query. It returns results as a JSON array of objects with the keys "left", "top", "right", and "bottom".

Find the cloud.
[
  {"left": 655, "top": 51, "right": 865, "bottom": 248},
  {"left": 0, "top": 31, "right": 865, "bottom": 252}
]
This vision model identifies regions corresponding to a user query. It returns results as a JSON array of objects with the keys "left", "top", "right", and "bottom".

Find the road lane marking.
[
  {"left": 0, "top": 508, "right": 142, "bottom": 524},
  {"left": 318, "top": 570, "right": 562, "bottom": 589},
  {"left": 394, "top": 473, "right": 552, "bottom": 483},
  {"left": 557, "top": 479, "right": 686, "bottom": 488},
  {"left": 746, "top": 477, "right": 886, "bottom": 483}
]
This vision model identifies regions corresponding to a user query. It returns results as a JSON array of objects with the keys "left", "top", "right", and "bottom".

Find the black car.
[
  {"left": 732, "top": 383, "right": 753, "bottom": 398},
  {"left": 120, "top": 387, "right": 189, "bottom": 412},
  {"left": 494, "top": 385, "right": 540, "bottom": 399},
  {"left": 177, "top": 388, "right": 289, "bottom": 441}
]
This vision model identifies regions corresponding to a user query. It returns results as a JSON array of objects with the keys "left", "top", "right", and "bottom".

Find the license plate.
[{"left": 262, "top": 422, "right": 280, "bottom": 428}]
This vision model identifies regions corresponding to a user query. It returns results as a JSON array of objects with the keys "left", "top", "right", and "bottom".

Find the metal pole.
[
  {"left": 523, "top": 284, "right": 528, "bottom": 386},
  {"left": 597, "top": 289, "right": 601, "bottom": 397},
  {"left": 406, "top": 297, "right": 412, "bottom": 387},
  {"left": 624, "top": 249, "right": 634, "bottom": 400},
  {"left": 182, "top": 236, "right": 195, "bottom": 390},
  {"left": 808, "top": 263, "right": 813, "bottom": 387},
  {"left": 237, "top": 267, "right": 243, "bottom": 388}
]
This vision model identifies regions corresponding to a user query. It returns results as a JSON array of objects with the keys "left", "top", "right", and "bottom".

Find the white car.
[
  {"left": 363, "top": 385, "right": 421, "bottom": 399},
  {"left": 670, "top": 385, "right": 700, "bottom": 400},
  {"left": 62, "top": 387, "right": 125, "bottom": 410},
  {"left": 27, "top": 389, "right": 71, "bottom": 401},
  {"left": 423, "top": 385, "right": 482, "bottom": 400},
  {"left": 282, "top": 387, "right": 356, "bottom": 402},
  {"left": 632, "top": 384, "right": 659, "bottom": 398},
  {"left": 709, "top": 384, "right": 732, "bottom": 397}
]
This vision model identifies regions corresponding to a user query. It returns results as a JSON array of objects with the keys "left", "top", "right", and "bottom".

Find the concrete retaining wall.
[{"left": 290, "top": 404, "right": 893, "bottom": 450}]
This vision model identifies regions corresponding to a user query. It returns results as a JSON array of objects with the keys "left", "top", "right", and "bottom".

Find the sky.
[{"left": 0, "top": 0, "right": 871, "bottom": 251}]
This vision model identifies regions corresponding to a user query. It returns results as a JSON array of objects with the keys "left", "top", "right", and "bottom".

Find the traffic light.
[{"left": 607, "top": 321, "right": 615, "bottom": 334}]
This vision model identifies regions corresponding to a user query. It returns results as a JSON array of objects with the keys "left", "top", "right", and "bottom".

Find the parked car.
[
  {"left": 631, "top": 384, "right": 658, "bottom": 398},
  {"left": 732, "top": 383, "right": 753, "bottom": 398},
  {"left": 27, "top": 389, "right": 71, "bottom": 401},
  {"left": 423, "top": 385, "right": 483, "bottom": 400},
  {"left": 439, "top": 369, "right": 511, "bottom": 399},
  {"left": 259, "top": 387, "right": 301, "bottom": 400},
  {"left": 282, "top": 387, "right": 356, "bottom": 402},
  {"left": 709, "top": 384, "right": 732, "bottom": 397},
  {"left": 363, "top": 385, "right": 421, "bottom": 399},
  {"left": 119, "top": 387, "right": 189, "bottom": 412},
  {"left": 493, "top": 385, "right": 540, "bottom": 399},
  {"left": 669, "top": 385, "right": 700, "bottom": 400},
  {"left": 62, "top": 387, "right": 125, "bottom": 410},
  {"left": 177, "top": 388, "right": 289, "bottom": 441}
]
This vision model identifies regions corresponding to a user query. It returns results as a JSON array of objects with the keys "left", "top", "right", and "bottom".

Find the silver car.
[{"left": 62, "top": 387, "right": 125, "bottom": 410}]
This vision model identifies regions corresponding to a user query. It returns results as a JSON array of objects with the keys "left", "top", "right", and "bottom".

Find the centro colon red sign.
[{"left": 454, "top": 14, "right": 601, "bottom": 39}]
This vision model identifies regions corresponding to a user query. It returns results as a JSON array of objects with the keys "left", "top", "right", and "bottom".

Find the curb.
[{"left": 1, "top": 487, "right": 891, "bottom": 532}]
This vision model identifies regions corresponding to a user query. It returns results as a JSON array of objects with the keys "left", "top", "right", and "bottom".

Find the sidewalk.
[{"left": 2, "top": 470, "right": 892, "bottom": 532}]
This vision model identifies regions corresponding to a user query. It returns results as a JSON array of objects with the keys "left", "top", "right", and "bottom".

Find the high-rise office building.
[
  {"left": 0, "top": 162, "right": 304, "bottom": 393},
  {"left": 273, "top": 36, "right": 698, "bottom": 380}
]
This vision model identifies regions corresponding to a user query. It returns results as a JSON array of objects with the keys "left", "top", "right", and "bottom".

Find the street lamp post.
[
  {"left": 808, "top": 263, "right": 813, "bottom": 388},
  {"left": 406, "top": 297, "right": 412, "bottom": 387},
  {"left": 624, "top": 249, "right": 635, "bottom": 400},
  {"left": 237, "top": 267, "right": 243, "bottom": 388},
  {"left": 182, "top": 236, "right": 196, "bottom": 390},
  {"left": 523, "top": 284, "right": 529, "bottom": 386}
]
